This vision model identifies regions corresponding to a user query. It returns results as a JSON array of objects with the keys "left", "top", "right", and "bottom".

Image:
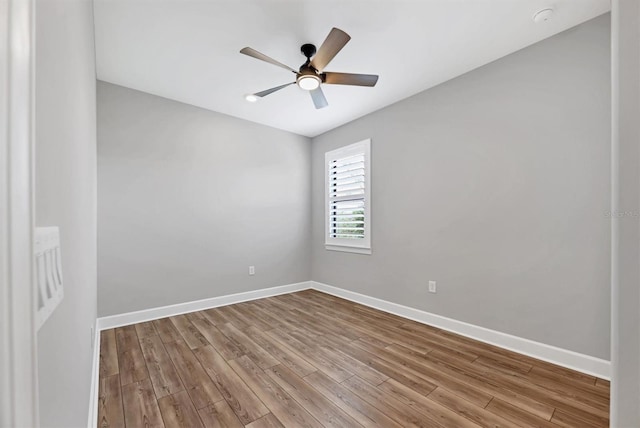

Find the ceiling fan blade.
[
  {"left": 240, "top": 47, "right": 297, "bottom": 73},
  {"left": 323, "top": 72, "right": 378, "bottom": 87},
  {"left": 310, "top": 28, "right": 351, "bottom": 72},
  {"left": 254, "top": 82, "right": 295, "bottom": 98},
  {"left": 310, "top": 87, "right": 328, "bottom": 109}
]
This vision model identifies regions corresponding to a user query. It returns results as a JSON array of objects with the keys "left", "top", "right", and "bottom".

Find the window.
[{"left": 325, "top": 139, "right": 371, "bottom": 254}]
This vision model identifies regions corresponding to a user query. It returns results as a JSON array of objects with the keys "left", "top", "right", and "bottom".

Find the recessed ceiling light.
[
  {"left": 533, "top": 8, "right": 554, "bottom": 23},
  {"left": 297, "top": 75, "right": 321, "bottom": 91},
  {"left": 245, "top": 94, "right": 258, "bottom": 102}
]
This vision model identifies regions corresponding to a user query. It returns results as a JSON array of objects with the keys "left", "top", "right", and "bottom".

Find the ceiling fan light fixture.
[{"left": 297, "top": 75, "right": 321, "bottom": 91}]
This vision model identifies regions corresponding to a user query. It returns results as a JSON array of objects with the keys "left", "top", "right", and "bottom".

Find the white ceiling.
[{"left": 94, "top": 0, "right": 610, "bottom": 138}]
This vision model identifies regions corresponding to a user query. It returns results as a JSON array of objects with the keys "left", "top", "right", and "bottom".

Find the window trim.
[{"left": 324, "top": 139, "right": 371, "bottom": 254}]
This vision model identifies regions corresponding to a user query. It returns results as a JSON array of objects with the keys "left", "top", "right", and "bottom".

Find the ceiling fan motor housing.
[{"left": 300, "top": 43, "right": 317, "bottom": 59}]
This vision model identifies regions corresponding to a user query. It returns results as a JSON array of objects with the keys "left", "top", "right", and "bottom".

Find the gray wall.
[
  {"left": 610, "top": 1, "right": 640, "bottom": 425},
  {"left": 311, "top": 15, "right": 611, "bottom": 359},
  {"left": 97, "top": 82, "right": 311, "bottom": 316},
  {"left": 35, "top": 0, "right": 97, "bottom": 426}
]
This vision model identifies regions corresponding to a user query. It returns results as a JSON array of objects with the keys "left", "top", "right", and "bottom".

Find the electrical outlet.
[
  {"left": 249, "top": 266, "right": 255, "bottom": 275},
  {"left": 428, "top": 280, "right": 437, "bottom": 293}
]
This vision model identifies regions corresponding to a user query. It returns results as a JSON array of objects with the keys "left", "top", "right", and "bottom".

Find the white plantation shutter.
[{"left": 325, "top": 139, "right": 371, "bottom": 253}]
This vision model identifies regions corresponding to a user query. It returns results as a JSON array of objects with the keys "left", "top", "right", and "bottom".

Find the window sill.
[{"left": 325, "top": 245, "right": 372, "bottom": 255}]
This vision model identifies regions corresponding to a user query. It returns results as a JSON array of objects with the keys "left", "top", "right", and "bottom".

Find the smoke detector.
[{"left": 533, "top": 8, "right": 554, "bottom": 23}]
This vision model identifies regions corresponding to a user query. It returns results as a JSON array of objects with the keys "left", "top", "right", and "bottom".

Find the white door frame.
[{"left": 0, "top": 0, "right": 39, "bottom": 426}]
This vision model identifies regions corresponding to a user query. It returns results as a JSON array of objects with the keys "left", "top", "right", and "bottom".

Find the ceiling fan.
[{"left": 240, "top": 27, "right": 379, "bottom": 109}]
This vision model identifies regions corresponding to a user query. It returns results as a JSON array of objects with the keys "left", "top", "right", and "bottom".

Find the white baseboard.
[
  {"left": 96, "top": 281, "right": 311, "bottom": 331},
  {"left": 311, "top": 281, "right": 611, "bottom": 380}
]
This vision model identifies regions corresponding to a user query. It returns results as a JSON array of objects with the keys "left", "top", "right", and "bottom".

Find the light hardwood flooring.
[{"left": 97, "top": 289, "right": 610, "bottom": 427}]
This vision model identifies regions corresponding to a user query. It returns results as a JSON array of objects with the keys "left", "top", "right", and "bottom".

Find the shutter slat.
[
  {"left": 331, "top": 176, "right": 364, "bottom": 186},
  {"left": 332, "top": 193, "right": 364, "bottom": 199},
  {"left": 331, "top": 183, "right": 364, "bottom": 193},
  {"left": 331, "top": 168, "right": 365, "bottom": 181},
  {"left": 330, "top": 154, "right": 364, "bottom": 167},
  {"left": 329, "top": 162, "right": 365, "bottom": 175}
]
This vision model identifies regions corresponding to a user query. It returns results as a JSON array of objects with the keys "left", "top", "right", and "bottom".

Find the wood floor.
[{"left": 97, "top": 290, "right": 610, "bottom": 428}]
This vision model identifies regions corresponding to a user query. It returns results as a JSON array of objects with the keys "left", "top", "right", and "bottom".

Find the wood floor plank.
[
  {"left": 254, "top": 300, "right": 310, "bottom": 332},
  {"left": 404, "top": 323, "right": 537, "bottom": 372},
  {"left": 267, "top": 329, "right": 353, "bottom": 383},
  {"left": 164, "top": 340, "right": 223, "bottom": 409},
  {"left": 426, "top": 349, "right": 608, "bottom": 422},
  {"left": 170, "top": 314, "right": 210, "bottom": 349},
  {"left": 185, "top": 310, "right": 206, "bottom": 322},
  {"left": 413, "top": 344, "right": 478, "bottom": 368},
  {"left": 244, "top": 301, "right": 299, "bottom": 332},
  {"left": 312, "top": 312, "right": 403, "bottom": 351},
  {"left": 376, "top": 380, "right": 486, "bottom": 428},
  {"left": 425, "top": 386, "right": 520, "bottom": 428},
  {"left": 530, "top": 357, "right": 598, "bottom": 383},
  {"left": 352, "top": 333, "right": 392, "bottom": 349},
  {"left": 121, "top": 379, "right": 164, "bottom": 428},
  {"left": 359, "top": 319, "right": 478, "bottom": 359},
  {"left": 225, "top": 303, "right": 272, "bottom": 331},
  {"left": 415, "top": 346, "right": 556, "bottom": 420},
  {"left": 134, "top": 321, "right": 158, "bottom": 339},
  {"left": 244, "top": 325, "right": 317, "bottom": 378},
  {"left": 116, "top": 326, "right": 149, "bottom": 386},
  {"left": 354, "top": 341, "right": 492, "bottom": 407},
  {"left": 228, "top": 355, "right": 324, "bottom": 428},
  {"left": 197, "top": 400, "right": 244, "bottom": 428},
  {"left": 527, "top": 366, "right": 608, "bottom": 399},
  {"left": 97, "top": 375, "right": 125, "bottom": 428},
  {"left": 473, "top": 355, "right": 533, "bottom": 376},
  {"left": 265, "top": 364, "right": 363, "bottom": 427},
  {"left": 511, "top": 368, "right": 609, "bottom": 410},
  {"left": 315, "top": 311, "right": 392, "bottom": 345},
  {"left": 245, "top": 413, "right": 285, "bottom": 428},
  {"left": 282, "top": 310, "right": 338, "bottom": 338},
  {"left": 290, "top": 308, "right": 362, "bottom": 341},
  {"left": 152, "top": 317, "right": 183, "bottom": 344},
  {"left": 550, "top": 408, "right": 606, "bottom": 428},
  {"left": 218, "top": 323, "right": 280, "bottom": 369},
  {"left": 433, "top": 328, "right": 540, "bottom": 365},
  {"left": 139, "top": 334, "right": 184, "bottom": 398},
  {"left": 191, "top": 317, "right": 244, "bottom": 361},
  {"left": 100, "top": 329, "right": 119, "bottom": 378},
  {"left": 302, "top": 371, "right": 402, "bottom": 428},
  {"left": 300, "top": 330, "right": 389, "bottom": 385},
  {"left": 342, "top": 375, "right": 457, "bottom": 428},
  {"left": 216, "top": 306, "right": 251, "bottom": 330},
  {"left": 193, "top": 345, "right": 269, "bottom": 424},
  {"left": 201, "top": 307, "right": 233, "bottom": 326},
  {"left": 318, "top": 344, "right": 389, "bottom": 386},
  {"left": 326, "top": 297, "right": 410, "bottom": 327},
  {"left": 334, "top": 337, "right": 439, "bottom": 397},
  {"left": 157, "top": 390, "right": 204, "bottom": 428},
  {"left": 485, "top": 398, "right": 558, "bottom": 428}
]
